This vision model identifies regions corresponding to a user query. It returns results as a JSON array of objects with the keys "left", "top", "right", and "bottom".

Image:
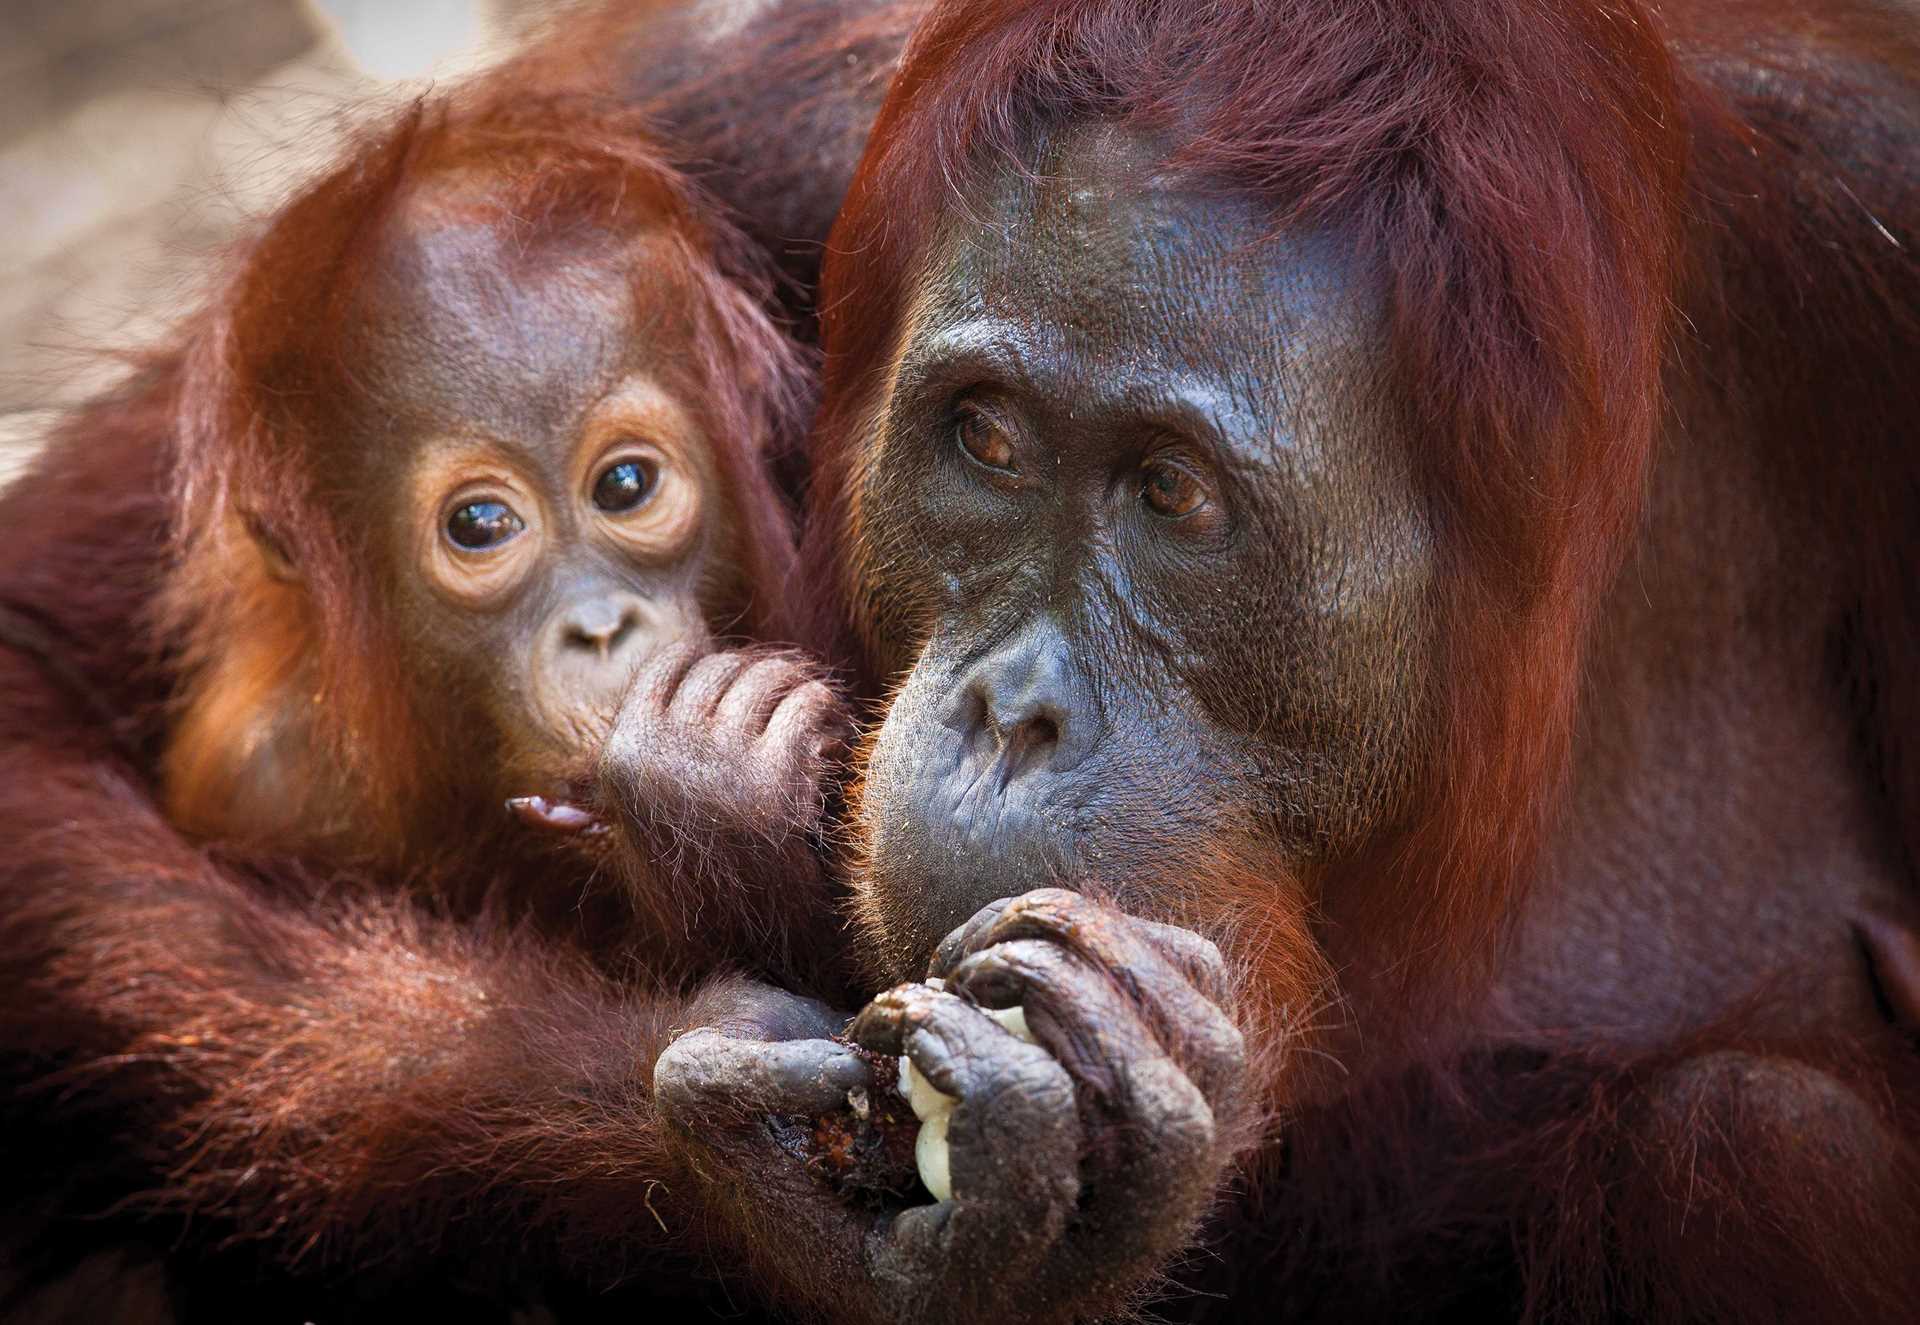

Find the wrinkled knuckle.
[
  {"left": 743, "top": 670, "right": 797, "bottom": 711},
  {"left": 775, "top": 656, "right": 821, "bottom": 689},
  {"left": 961, "top": 1071, "right": 1077, "bottom": 1152},
  {"left": 1019, "top": 886, "right": 1081, "bottom": 912},
  {"left": 989, "top": 1043, "right": 1067, "bottom": 1094},
  {"left": 876, "top": 982, "right": 928, "bottom": 1017},
  {"left": 1029, "top": 1069, "right": 1079, "bottom": 1123},
  {"left": 949, "top": 942, "right": 1028, "bottom": 985},
  {"left": 999, "top": 889, "right": 1073, "bottom": 935},
  {"left": 963, "top": 896, "right": 1018, "bottom": 934},
  {"left": 790, "top": 678, "right": 844, "bottom": 721},
  {"left": 679, "top": 659, "right": 728, "bottom": 699},
  {"left": 763, "top": 723, "right": 829, "bottom": 772},
  {"left": 1188, "top": 1018, "right": 1248, "bottom": 1087},
  {"left": 639, "top": 653, "right": 691, "bottom": 706},
  {"left": 742, "top": 651, "right": 789, "bottom": 679},
  {"left": 1181, "top": 932, "right": 1231, "bottom": 985},
  {"left": 1125, "top": 1060, "right": 1218, "bottom": 1161}
]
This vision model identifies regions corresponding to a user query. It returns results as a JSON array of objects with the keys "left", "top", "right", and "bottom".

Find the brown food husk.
[{"left": 776, "top": 1038, "right": 923, "bottom": 1200}]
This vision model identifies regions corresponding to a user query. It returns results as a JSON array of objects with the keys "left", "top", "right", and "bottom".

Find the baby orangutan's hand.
[{"left": 595, "top": 640, "right": 854, "bottom": 892}]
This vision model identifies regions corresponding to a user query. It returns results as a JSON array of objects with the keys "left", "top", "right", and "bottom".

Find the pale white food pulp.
[{"left": 897, "top": 980, "right": 1038, "bottom": 1201}]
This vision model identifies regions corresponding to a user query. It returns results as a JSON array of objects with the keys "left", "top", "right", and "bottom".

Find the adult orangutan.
[{"left": 640, "top": 0, "right": 1920, "bottom": 1321}]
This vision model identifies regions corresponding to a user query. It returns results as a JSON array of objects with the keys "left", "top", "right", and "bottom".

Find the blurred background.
[{"left": 0, "top": 0, "right": 553, "bottom": 484}]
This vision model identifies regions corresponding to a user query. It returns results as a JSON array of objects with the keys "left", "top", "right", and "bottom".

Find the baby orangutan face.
[
  {"left": 400, "top": 374, "right": 717, "bottom": 758},
  {"left": 168, "top": 160, "right": 842, "bottom": 910},
  {"left": 340, "top": 197, "right": 745, "bottom": 797}
]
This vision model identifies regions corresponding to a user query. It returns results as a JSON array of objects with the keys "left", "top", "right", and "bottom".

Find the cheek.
[
  {"left": 851, "top": 653, "right": 986, "bottom": 977},
  {"left": 390, "top": 578, "right": 491, "bottom": 683},
  {"left": 1185, "top": 505, "right": 1437, "bottom": 856},
  {"left": 858, "top": 646, "right": 951, "bottom": 853},
  {"left": 386, "top": 596, "right": 532, "bottom": 771},
  {"left": 855, "top": 437, "right": 1007, "bottom": 663},
  {"left": 686, "top": 542, "right": 735, "bottom": 620}
]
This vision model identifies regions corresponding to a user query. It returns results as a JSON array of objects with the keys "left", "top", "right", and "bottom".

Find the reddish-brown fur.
[
  {"left": 806, "top": 0, "right": 1920, "bottom": 1319},
  {"left": 0, "top": 59, "right": 847, "bottom": 1323},
  {"left": 152, "top": 87, "right": 831, "bottom": 958},
  {"left": 7, "top": 0, "right": 1919, "bottom": 1319},
  {"left": 505, "top": 0, "right": 920, "bottom": 333}
]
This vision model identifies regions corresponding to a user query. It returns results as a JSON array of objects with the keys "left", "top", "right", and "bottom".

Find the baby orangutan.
[
  {"left": 160, "top": 89, "right": 849, "bottom": 977},
  {"left": 0, "top": 83, "right": 907, "bottom": 1316}
]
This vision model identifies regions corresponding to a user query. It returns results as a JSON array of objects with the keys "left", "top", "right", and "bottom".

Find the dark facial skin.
[
  {"left": 853, "top": 124, "right": 1436, "bottom": 975},
  {"left": 645, "top": 124, "right": 1434, "bottom": 1324},
  {"left": 336, "top": 190, "right": 730, "bottom": 801}
]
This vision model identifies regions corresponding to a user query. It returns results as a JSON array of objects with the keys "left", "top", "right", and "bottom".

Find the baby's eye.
[
  {"left": 593, "top": 459, "right": 658, "bottom": 513},
  {"left": 446, "top": 500, "right": 525, "bottom": 550}
]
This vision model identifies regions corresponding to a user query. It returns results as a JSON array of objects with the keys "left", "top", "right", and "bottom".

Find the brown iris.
[
  {"left": 446, "top": 499, "right": 524, "bottom": 550},
  {"left": 1140, "top": 460, "right": 1207, "bottom": 518},
  {"left": 593, "top": 457, "right": 658, "bottom": 512},
  {"left": 955, "top": 404, "right": 1016, "bottom": 471}
]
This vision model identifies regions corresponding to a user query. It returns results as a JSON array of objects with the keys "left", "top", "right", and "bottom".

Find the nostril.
[
  {"left": 604, "top": 607, "right": 638, "bottom": 652},
  {"left": 994, "top": 710, "right": 1063, "bottom": 791},
  {"left": 1017, "top": 713, "right": 1060, "bottom": 751},
  {"left": 564, "top": 602, "right": 640, "bottom": 657},
  {"left": 954, "top": 680, "right": 994, "bottom": 748}
]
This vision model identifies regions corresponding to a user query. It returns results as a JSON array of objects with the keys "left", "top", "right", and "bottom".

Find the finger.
[
  {"left": 668, "top": 651, "right": 757, "bottom": 724},
  {"left": 929, "top": 888, "right": 1098, "bottom": 975},
  {"left": 714, "top": 654, "right": 809, "bottom": 733},
  {"left": 847, "top": 981, "right": 1000, "bottom": 1068},
  {"left": 1132, "top": 918, "right": 1235, "bottom": 1006},
  {"left": 946, "top": 937, "right": 1234, "bottom": 1175},
  {"left": 956, "top": 939, "right": 1244, "bottom": 1108},
  {"left": 851, "top": 985, "right": 1080, "bottom": 1300},
  {"left": 943, "top": 940, "right": 1223, "bottom": 1270},
  {"left": 686, "top": 980, "right": 851, "bottom": 1043},
  {"left": 850, "top": 983, "right": 1077, "bottom": 1168},
  {"left": 930, "top": 893, "right": 1229, "bottom": 993},
  {"left": 622, "top": 637, "right": 711, "bottom": 715},
  {"left": 929, "top": 896, "right": 1021, "bottom": 978},
  {"left": 763, "top": 678, "right": 852, "bottom": 763},
  {"left": 942, "top": 939, "right": 1165, "bottom": 1110},
  {"left": 653, "top": 1029, "right": 868, "bottom": 1125},
  {"left": 936, "top": 889, "right": 1243, "bottom": 1083}
]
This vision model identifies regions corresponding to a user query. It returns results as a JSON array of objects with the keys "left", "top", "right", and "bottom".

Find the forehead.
[
  {"left": 909, "top": 121, "right": 1384, "bottom": 422},
  {"left": 343, "top": 191, "right": 701, "bottom": 450}
]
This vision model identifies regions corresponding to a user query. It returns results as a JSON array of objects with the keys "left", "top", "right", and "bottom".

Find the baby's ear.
[{"left": 240, "top": 509, "right": 301, "bottom": 583}]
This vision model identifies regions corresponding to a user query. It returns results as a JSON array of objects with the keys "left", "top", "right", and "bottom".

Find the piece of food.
[
  {"left": 795, "top": 1043, "right": 920, "bottom": 1199},
  {"left": 896, "top": 979, "right": 1038, "bottom": 1201}
]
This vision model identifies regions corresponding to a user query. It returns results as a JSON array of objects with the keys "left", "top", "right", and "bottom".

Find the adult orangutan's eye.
[
  {"left": 954, "top": 402, "right": 1016, "bottom": 472},
  {"left": 593, "top": 458, "right": 658, "bottom": 513},
  {"left": 1140, "top": 460, "right": 1209, "bottom": 519},
  {"left": 446, "top": 500, "right": 525, "bottom": 550}
]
